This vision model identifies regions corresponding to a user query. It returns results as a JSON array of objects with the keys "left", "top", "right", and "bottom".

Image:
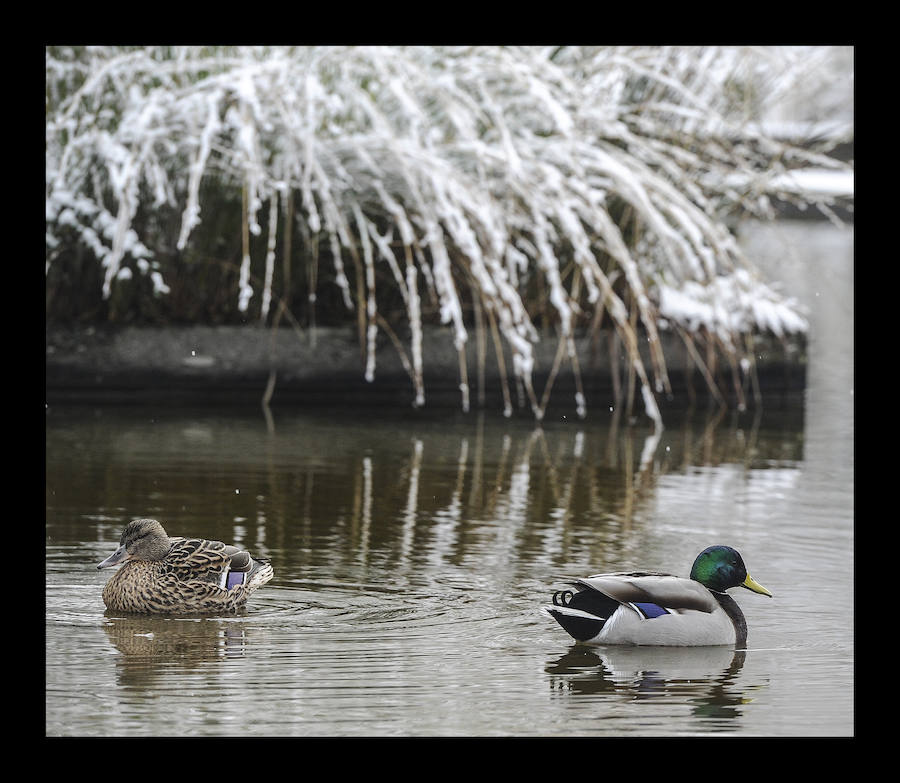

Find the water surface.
[{"left": 45, "top": 220, "right": 853, "bottom": 736}]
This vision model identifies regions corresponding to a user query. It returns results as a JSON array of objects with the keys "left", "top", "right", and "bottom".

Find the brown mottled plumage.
[{"left": 97, "top": 519, "right": 274, "bottom": 614}]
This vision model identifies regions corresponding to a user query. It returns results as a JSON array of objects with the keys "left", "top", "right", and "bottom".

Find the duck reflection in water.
[{"left": 546, "top": 645, "right": 759, "bottom": 723}]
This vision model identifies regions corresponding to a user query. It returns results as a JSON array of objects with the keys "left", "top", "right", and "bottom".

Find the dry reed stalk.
[
  {"left": 404, "top": 243, "right": 425, "bottom": 407},
  {"left": 47, "top": 46, "right": 835, "bottom": 421},
  {"left": 239, "top": 183, "right": 252, "bottom": 312},
  {"left": 260, "top": 191, "right": 278, "bottom": 325},
  {"left": 486, "top": 305, "right": 513, "bottom": 417},
  {"left": 282, "top": 189, "right": 294, "bottom": 312},
  {"left": 457, "top": 344, "right": 470, "bottom": 414},
  {"left": 676, "top": 325, "right": 725, "bottom": 407},
  {"left": 710, "top": 331, "right": 747, "bottom": 410},
  {"left": 609, "top": 330, "right": 622, "bottom": 408},
  {"left": 743, "top": 332, "right": 763, "bottom": 407},
  {"left": 471, "top": 286, "right": 487, "bottom": 409},
  {"left": 374, "top": 313, "right": 415, "bottom": 382},
  {"left": 624, "top": 297, "right": 638, "bottom": 420}
]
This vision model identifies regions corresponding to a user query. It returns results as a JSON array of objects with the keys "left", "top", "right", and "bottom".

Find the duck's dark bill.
[{"left": 97, "top": 546, "right": 127, "bottom": 569}]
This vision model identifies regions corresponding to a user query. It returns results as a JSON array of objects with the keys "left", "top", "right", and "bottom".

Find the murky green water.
[{"left": 45, "top": 220, "right": 853, "bottom": 736}]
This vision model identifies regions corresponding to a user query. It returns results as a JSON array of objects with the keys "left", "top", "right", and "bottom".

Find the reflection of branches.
[
  {"left": 347, "top": 405, "right": 792, "bottom": 576},
  {"left": 399, "top": 439, "right": 423, "bottom": 567},
  {"left": 54, "top": 406, "right": 797, "bottom": 582},
  {"left": 340, "top": 419, "right": 669, "bottom": 573}
]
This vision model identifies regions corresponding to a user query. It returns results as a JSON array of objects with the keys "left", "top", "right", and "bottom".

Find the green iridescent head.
[{"left": 689, "top": 545, "right": 772, "bottom": 597}]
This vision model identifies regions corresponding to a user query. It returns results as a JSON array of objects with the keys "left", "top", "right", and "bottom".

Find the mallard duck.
[
  {"left": 97, "top": 519, "right": 274, "bottom": 614},
  {"left": 544, "top": 545, "right": 771, "bottom": 647}
]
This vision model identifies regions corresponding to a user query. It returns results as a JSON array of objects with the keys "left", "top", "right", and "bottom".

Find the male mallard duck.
[
  {"left": 97, "top": 519, "right": 274, "bottom": 614},
  {"left": 544, "top": 545, "right": 771, "bottom": 647}
]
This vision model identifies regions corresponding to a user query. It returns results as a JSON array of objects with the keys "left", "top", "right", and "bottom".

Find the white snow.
[{"left": 46, "top": 46, "right": 851, "bottom": 419}]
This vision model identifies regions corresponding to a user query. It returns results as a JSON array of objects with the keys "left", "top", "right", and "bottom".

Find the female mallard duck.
[
  {"left": 97, "top": 519, "right": 274, "bottom": 614},
  {"left": 544, "top": 546, "right": 771, "bottom": 647}
]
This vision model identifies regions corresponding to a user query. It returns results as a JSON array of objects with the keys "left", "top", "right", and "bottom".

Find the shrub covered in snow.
[{"left": 46, "top": 46, "right": 852, "bottom": 421}]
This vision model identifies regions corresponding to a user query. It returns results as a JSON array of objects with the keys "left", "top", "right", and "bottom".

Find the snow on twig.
[{"left": 46, "top": 46, "right": 849, "bottom": 420}]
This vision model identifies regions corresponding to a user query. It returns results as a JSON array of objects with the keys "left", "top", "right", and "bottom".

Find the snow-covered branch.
[{"left": 46, "top": 45, "right": 852, "bottom": 421}]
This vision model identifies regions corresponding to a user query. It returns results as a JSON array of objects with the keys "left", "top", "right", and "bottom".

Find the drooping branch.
[{"left": 47, "top": 46, "right": 850, "bottom": 421}]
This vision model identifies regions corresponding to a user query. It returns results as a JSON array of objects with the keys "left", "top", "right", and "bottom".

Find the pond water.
[{"left": 45, "top": 220, "right": 853, "bottom": 736}]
